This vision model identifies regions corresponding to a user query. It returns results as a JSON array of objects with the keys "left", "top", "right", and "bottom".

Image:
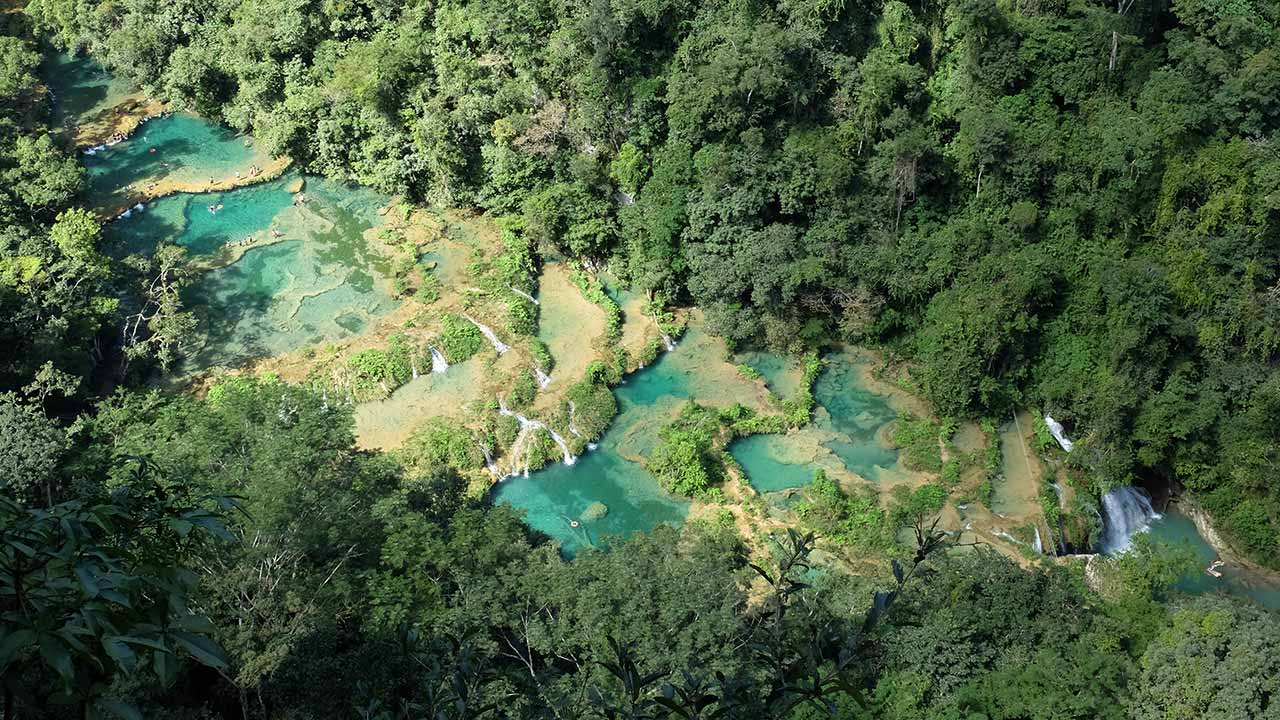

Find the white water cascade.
[
  {"left": 1044, "top": 415, "right": 1074, "bottom": 452},
  {"left": 1098, "top": 487, "right": 1160, "bottom": 554},
  {"left": 498, "top": 396, "right": 576, "bottom": 468},
  {"left": 429, "top": 346, "right": 449, "bottom": 374},
  {"left": 1033, "top": 527, "right": 1044, "bottom": 554},
  {"left": 509, "top": 285, "right": 540, "bottom": 305},
  {"left": 410, "top": 357, "right": 419, "bottom": 379},
  {"left": 477, "top": 442, "right": 502, "bottom": 478},
  {"left": 464, "top": 315, "right": 510, "bottom": 354},
  {"left": 535, "top": 367, "right": 552, "bottom": 388},
  {"left": 567, "top": 401, "right": 582, "bottom": 437}
]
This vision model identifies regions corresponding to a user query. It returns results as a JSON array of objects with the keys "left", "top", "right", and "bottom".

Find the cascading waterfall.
[
  {"left": 567, "top": 401, "right": 582, "bottom": 437},
  {"left": 509, "top": 285, "right": 539, "bottom": 305},
  {"left": 535, "top": 367, "right": 552, "bottom": 388},
  {"left": 410, "top": 357, "right": 418, "bottom": 379},
  {"left": 464, "top": 315, "right": 509, "bottom": 354},
  {"left": 477, "top": 441, "right": 501, "bottom": 478},
  {"left": 1097, "top": 487, "right": 1160, "bottom": 554},
  {"left": 661, "top": 333, "right": 677, "bottom": 351},
  {"left": 429, "top": 346, "right": 449, "bottom": 374},
  {"left": 498, "top": 396, "right": 576, "bottom": 467},
  {"left": 1033, "top": 527, "right": 1044, "bottom": 554},
  {"left": 1043, "top": 415, "right": 1074, "bottom": 452}
]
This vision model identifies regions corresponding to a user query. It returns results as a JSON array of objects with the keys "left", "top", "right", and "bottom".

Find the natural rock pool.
[{"left": 107, "top": 172, "right": 396, "bottom": 372}]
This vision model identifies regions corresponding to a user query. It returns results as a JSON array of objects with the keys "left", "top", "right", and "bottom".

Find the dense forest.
[
  {"left": 2, "top": 0, "right": 1280, "bottom": 717},
  {"left": 19, "top": 0, "right": 1280, "bottom": 563}
]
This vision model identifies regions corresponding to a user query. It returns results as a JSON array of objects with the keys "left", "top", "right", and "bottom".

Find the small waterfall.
[
  {"left": 498, "top": 396, "right": 576, "bottom": 467},
  {"left": 1044, "top": 415, "right": 1074, "bottom": 452},
  {"left": 1033, "top": 527, "right": 1044, "bottom": 554},
  {"left": 429, "top": 346, "right": 449, "bottom": 374},
  {"left": 477, "top": 442, "right": 502, "bottom": 478},
  {"left": 661, "top": 333, "right": 676, "bottom": 351},
  {"left": 464, "top": 315, "right": 509, "bottom": 354},
  {"left": 1098, "top": 487, "right": 1160, "bottom": 554},
  {"left": 411, "top": 357, "right": 419, "bottom": 379},
  {"left": 509, "top": 285, "right": 539, "bottom": 305},
  {"left": 567, "top": 401, "right": 582, "bottom": 437},
  {"left": 535, "top": 367, "right": 552, "bottom": 388}
]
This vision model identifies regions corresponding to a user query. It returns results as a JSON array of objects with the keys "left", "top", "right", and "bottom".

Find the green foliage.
[
  {"left": 505, "top": 295, "right": 538, "bottom": 336},
  {"left": 779, "top": 353, "right": 822, "bottom": 427},
  {"left": 0, "top": 460, "right": 234, "bottom": 717},
  {"left": 636, "top": 338, "right": 663, "bottom": 368},
  {"left": 506, "top": 369, "right": 539, "bottom": 410},
  {"left": 1032, "top": 415, "right": 1055, "bottom": 453},
  {"left": 572, "top": 270, "right": 623, "bottom": 343},
  {"left": 494, "top": 218, "right": 538, "bottom": 291},
  {"left": 564, "top": 378, "right": 618, "bottom": 441},
  {"left": 889, "top": 484, "right": 947, "bottom": 527},
  {"left": 1097, "top": 533, "right": 1199, "bottom": 604},
  {"left": 403, "top": 417, "right": 484, "bottom": 472},
  {"left": 1130, "top": 597, "right": 1280, "bottom": 720},
  {"left": 0, "top": 393, "right": 65, "bottom": 503},
  {"left": 437, "top": 314, "right": 484, "bottom": 363},
  {"left": 874, "top": 551, "right": 1135, "bottom": 720},
  {"left": 648, "top": 402, "right": 726, "bottom": 497},
  {"left": 348, "top": 349, "right": 408, "bottom": 395},
  {"left": 609, "top": 142, "right": 648, "bottom": 197},
  {"left": 27, "top": 0, "right": 1280, "bottom": 566},
  {"left": 892, "top": 414, "right": 944, "bottom": 473},
  {"left": 796, "top": 470, "right": 896, "bottom": 552},
  {"left": 529, "top": 338, "right": 554, "bottom": 374}
]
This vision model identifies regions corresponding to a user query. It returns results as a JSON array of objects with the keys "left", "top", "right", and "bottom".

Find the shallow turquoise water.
[
  {"left": 812, "top": 352, "right": 901, "bottom": 481},
  {"left": 492, "top": 328, "right": 768, "bottom": 555},
  {"left": 109, "top": 179, "right": 296, "bottom": 257},
  {"left": 42, "top": 51, "right": 134, "bottom": 129},
  {"left": 108, "top": 172, "right": 396, "bottom": 371},
  {"left": 728, "top": 351, "right": 902, "bottom": 493},
  {"left": 729, "top": 434, "right": 817, "bottom": 492},
  {"left": 1145, "top": 509, "right": 1280, "bottom": 609},
  {"left": 737, "top": 350, "right": 802, "bottom": 398},
  {"left": 85, "top": 114, "right": 264, "bottom": 203}
]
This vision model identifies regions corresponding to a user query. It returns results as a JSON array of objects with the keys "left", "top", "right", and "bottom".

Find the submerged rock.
[
  {"left": 581, "top": 502, "right": 609, "bottom": 522},
  {"left": 287, "top": 177, "right": 305, "bottom": 193}
]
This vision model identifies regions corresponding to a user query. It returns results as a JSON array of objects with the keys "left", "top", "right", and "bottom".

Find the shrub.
[
  {"left": 648, "top": 402, "right": 725, "bottom": 496},
  {"left": 438, "top": 314, "right": 485, "bottom": 362},
  {"left": 795, "top": 471, "right": 894, "bottom": 552},
  {"left": 893, "top": 413, "right": 944, "bottom": 473},
  {"left": 404, "top": 418, "right": 483, "bottom": 471},
  {"left": 506, "top": 296, "right": 538, "bottom": 336}
]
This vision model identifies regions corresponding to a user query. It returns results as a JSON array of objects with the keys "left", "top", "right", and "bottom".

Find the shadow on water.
[
  {"left": 1143, "top": 509, "right": 1280, "bottom": 609},
  {"left": 105, "top": 172, "right": 396, "bottom": 373},
  {"left": 41, "top": 51, "right": 134, "bottom": 128}
]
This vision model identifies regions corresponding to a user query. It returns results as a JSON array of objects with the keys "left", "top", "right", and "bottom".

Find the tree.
[
  {"left": 0, "top": 459, "right": 236, "bottom": 719},
  {"left": 1130, "top": 597, "right": 1280, "bottom": 720},
  {"left": 0, "top": 393, "right": 64, "bottom": 505}
]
